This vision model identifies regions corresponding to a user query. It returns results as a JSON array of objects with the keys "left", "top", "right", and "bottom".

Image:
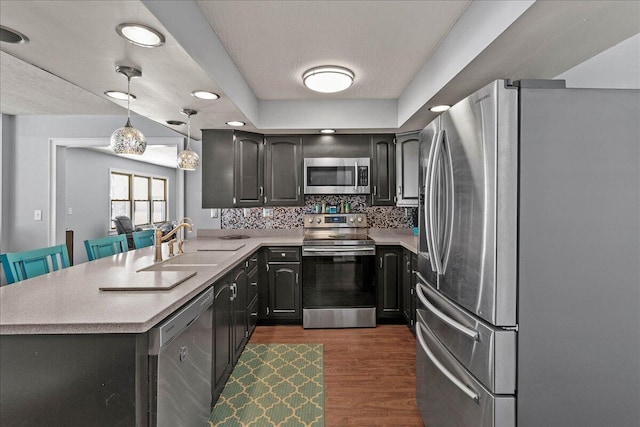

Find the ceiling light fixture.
[
  {"left": 104, "top": 91, "right": 136, "bottom": 101},
  {"left": 116, "top": 23, "right": 165, "bottom": 48},
  {"left": 177, "top": 109, "right": 200, "bottom": 171},
  {"left": 320, "top": 129, "right": 336, "bottom": 134},
  {"left": 110, "top": 66, "right": 146, "bottom": 155},
  {"left": 166, "top": 120, "right": 185, "bottom": 126},
  {"left": 429, "top": 105, "right": 451, "bottom": 113},
  {"left": 226, "top": 121, "right": 245, "bottom": 127},
  {"left": 191, "top": 90, "right": 220, "bottom": 100},
  {"left": 303, "top": 66, "right": 354, "bottom": 93},
  {"left": 0, "top": 25, "right": 29, "bottom": 44}
]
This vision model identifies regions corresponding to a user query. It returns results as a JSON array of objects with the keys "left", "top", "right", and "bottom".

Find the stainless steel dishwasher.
[{"left": 148, "top": 287, "right": 214, "bottom": 427}]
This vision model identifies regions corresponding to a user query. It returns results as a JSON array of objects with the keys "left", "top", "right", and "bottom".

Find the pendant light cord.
[
  {"left": 127, "top": 76, "right": 131, "bottom": 121},
  {"left": 186, "top": 113, "right": 192, "bottom": 150}
]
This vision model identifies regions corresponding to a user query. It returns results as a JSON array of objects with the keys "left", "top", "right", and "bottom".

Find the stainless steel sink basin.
[{"left": 138, "top": 251, "right": 233, "bottom": 272}]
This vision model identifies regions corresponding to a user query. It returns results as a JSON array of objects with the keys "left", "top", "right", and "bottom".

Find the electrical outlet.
[
  {"left": 210, "top": 209, "right": 218, "bottom": 218},
  {"left": 68, "top": 207, "right": 73, "bottom": 215},
  {"left": 34, "top": 209, "right": 42, "bottom": 221},
  {"left": 263, "top": 208, "right": 274, "bottom": 217},
  {"left": 243, "top": 208, "right": 251, "bottom": 217}
]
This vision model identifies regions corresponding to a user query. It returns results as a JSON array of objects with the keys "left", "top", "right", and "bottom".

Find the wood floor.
[{"left": 250, "top": 325, "right": 423, "bottom": 426}]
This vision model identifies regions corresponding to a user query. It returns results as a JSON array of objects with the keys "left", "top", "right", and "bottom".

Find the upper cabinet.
[
  {"left": 202, "top": 129, "right": 235, "bottom": 208},
  {"left": 370, "top": 134, "right": 396, "bottom": 206},
  {"left": 265, "top": 136, "right": 303, "bottom": 206},
  {"left": 234, "top": 131, "right": 265, "bottom": 207},
  {"left": 395, "top": 132, "right": 420, "bottom": 207}
]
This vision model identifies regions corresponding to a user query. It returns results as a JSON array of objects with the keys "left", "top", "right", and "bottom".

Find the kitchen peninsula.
[{"left": 0, "top": 230, "right": 416, "bottom": 425}]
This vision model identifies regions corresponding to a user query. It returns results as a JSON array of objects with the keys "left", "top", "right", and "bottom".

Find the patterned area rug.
[{"left": 209, "top": 344, "right": 324, "bottom": 426}]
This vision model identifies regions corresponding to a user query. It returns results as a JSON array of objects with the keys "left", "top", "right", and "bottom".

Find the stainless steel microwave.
[{"left": 303, "top": 157, "right": 370, "bottom": 194}]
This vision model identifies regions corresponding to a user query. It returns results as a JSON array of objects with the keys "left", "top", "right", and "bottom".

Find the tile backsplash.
[{"left": 221, "top": 195, "right": 417, "bottom": 229}]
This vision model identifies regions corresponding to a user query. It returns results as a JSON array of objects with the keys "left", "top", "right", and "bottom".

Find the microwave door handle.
[
  {"left": 429, "top": 131, "right": 444, "bottom": 274},
  {"left": 354, "top": 160, "right": 358, "bottom": 190},
  {"left": 416, "top": 322, "right": 479, "bottom": 402},
  {"left": 424, "top": 132, "right": 439, "bottom": 273}
]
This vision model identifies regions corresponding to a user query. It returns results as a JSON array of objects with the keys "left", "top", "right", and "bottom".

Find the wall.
[
  {"left": 64, "top": 148, "right": 177, "bottom": 264},
  {"left": 556, "top": 33, "right": 640, "bottom": 89},
  {"left": 183, "top": 138, "right": 222, "bottom": 231},
  {"left": 221, "top": 195, "right": 417, "bottom": 229},
  {"left": 0, "top": 114, "right": 182, "bottom": 253}
]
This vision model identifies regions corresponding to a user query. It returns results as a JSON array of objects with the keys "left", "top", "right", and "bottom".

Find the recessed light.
[
  {"left": 226, "top": 121, "right": 245, "bottom": 127},
  {"left": 166, "top": 120, "right": 185, "bottom": 126},
  {"left": 429, "top": 105, "right": 451, "bottom": 113},
  {"left": 320, "top": 129, "right": 336, "bottom": 134},
  {"left": 104, "top": 91, "right": 136, "bottom": 101},
  {"left": 116, "top": 23, "right": 165, "bottom": 48},
  {"left": 191, "top": 90, "right": 220, "bottom": 100},
  {"left": 0, "top": 25, "right": 29, "bottom": 44},
  {"left": 303, "top": 66, "right": 354, "bottom": 93}
]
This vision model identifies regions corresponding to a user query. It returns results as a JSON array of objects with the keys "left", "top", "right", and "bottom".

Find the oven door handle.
[{"left": 302, "top": 247, "right": 375, "bottom": 256}]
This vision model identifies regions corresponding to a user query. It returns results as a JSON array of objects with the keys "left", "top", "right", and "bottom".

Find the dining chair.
[
  {"left": 1, "top": 244, "right": 71, "bottom": 285},
  {"left": 84, "top": 235, "right": 129, "bottom": 261},
  {"left": 132, "top": 229, "right": 155, "bottom": 249}
]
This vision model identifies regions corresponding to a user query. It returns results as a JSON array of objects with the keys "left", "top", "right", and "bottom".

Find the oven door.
[{"left": 302, "top": 247, "right": 376, "bottom": 328}]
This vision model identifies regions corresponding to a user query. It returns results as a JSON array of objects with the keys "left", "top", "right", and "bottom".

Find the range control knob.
[
  {"left": 349, "top": 217, "right": 355, "bottom": 223},
  {"left": 308, "top": 217, "right": 314, "bottom": 224},
  {"left": 315, "top": 217, "right": 322, "bottom": 224},
  {"left": 357, "top": 216, "right": 363, "bottom": 223}
]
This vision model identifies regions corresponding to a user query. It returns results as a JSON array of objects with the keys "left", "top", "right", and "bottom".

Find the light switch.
[
  {"left": 263, "top": 208, "right": 274, "bottom": 217},
  {"left": 34, "top": 210, "right": 42, "bottom": 221},
  {"left": 68, "top": 207, "right": 73, "bottom": 215}
]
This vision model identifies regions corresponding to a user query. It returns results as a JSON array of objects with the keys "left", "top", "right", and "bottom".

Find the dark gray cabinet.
[
  {"left": 371, "top": 134, "right": 396, "bottom": 205},
  {"left": 234, "top": 131, "right": 265, "bottom": 207},
  {"left": 231, "top": 265, "right": 248, "bottom": 364},
  {"left": 264, "top": 247, "right": 301, "bottom": 320},
  {"left": 202, "top": 129, "right": 235, "bottom": 208},
  {"left": 376, "top": 246, "right": 402, "bottom": 318},
  {"left": 246, "top": 253, "right": 259, "bottom": 337},
  {"left": 265, "top": 136, "right": 303, "bottom": 206},
  {"left": 396, "top": 132, "right": 420, "bottom": 207},
  {"left": 212, "top": 278, "right": 232, "bottom": 401},
  {"left": 402, "top": 249, "right": 417, "bottom": 332}
]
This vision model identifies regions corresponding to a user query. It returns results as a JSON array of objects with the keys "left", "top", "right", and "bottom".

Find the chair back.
[
  {"left": 113, "top": 216, "right": 135, "bottom": 234},
  {"left": 84, "top": 235, "right": 129, "bottom": 261},
  {"left": 132, "top": 229, "right": 155, "bottom": 249},
  {"left": 1, "top": 244, "right": 70, "bottom": 285}
]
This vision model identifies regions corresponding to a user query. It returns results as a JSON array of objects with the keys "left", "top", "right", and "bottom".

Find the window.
[{"left": 110, "top": 171, "right": 167, "bottom": 229}]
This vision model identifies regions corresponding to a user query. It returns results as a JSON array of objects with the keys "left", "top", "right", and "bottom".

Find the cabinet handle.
[
  {"left": 374, "top": 185, "right": 377, "bottom": 196},
  {"left": 266, "top": 307, "right": 270, "bottom": 315},
  {"left": 251, "top": 281, "right": 258, "bottom": 287},
  {"left": 259, "top": 186, "right": 264, "bottom": 196},
  {"left": 250, "top": 312, "right": 258, "bottom": 317},
  {"left": 281, "top": 252, "right": 286, "bottom": 257},
  {"left": 297, "top": 186, "right": 301, "bottom": 196},
  {"left": 407, "top": 261, "right": 411, "bottom": 273},
  {"left": 296, "top": 273, "right": 299, "bottom": 284},
  {"left": 264, "top": 196, "right": 267, "bottom": 204},
  {"left": 379, "top": 257, "right": 383, "bottom": 269}
]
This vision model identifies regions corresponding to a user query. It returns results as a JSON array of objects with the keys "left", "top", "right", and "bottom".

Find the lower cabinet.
[
  {"left": 260, "top": 247, "right": 302, "bottom": 321},
  {"left": 212, "top": 276, "right": 233, "bottom": 402},
  {"left": 402, "top": 249, "right": 417, "bottom": 333},
  {"left": 376, "top": 246, "right": 402, "bottom": 319}
]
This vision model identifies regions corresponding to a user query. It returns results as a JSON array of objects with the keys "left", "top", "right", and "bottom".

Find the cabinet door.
[
  {"left": 213, "top": 281, "right": 232, "bottom": 401},
  {"left": 268, "top": 263, "right": 301, "bottom": 319},
  {"left": 371, "top": 135, "right": 396, "bottom": 205},
  {"left": 402, "top": 249, "right": 414, "bottom": 326},
  {"left": 377, "top": 247, "right": 401, "bottom": 318},
  {"left": 396, "top": 132, "right": 420, "bottom": 207},
  {"left": 202, "top": 130, "right": 235, "bottom": 208},
  {"left": 265, "top": 136, "right": 303, "bottom": 206},
  {"left": 231, "top": 266, "right": 248, "bottom": 364},
  {"left": 234, "top": 131, "right": 264, "bottom": 207}
]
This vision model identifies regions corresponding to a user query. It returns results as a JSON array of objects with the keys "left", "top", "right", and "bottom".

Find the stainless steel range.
[{"left": 302, "top": 213, "right": 376, "bottom": 328}]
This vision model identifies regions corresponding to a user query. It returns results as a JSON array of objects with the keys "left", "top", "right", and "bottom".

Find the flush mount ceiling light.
[
  {"left": 104, "top": 91, "right": 136, "bottom": 101},
  {"left": 303, "top": 66, "right": 354, "bottom": 93},
  {"left": 166, "top": 120, "right": 185, "bottom": 126},
  {"left": 110, "top": 66, "right": 146, "bottom": 155},
  {"left": 177, "top": 109, "right": 200, "bottom": 171},
  {"left": 116, "top": 23, "right": 165, "bottom": 48},
  {"left": 320, "top": 129, "right": 336, "bottom": 134},
  {"left": 429, "top": 105, "right": 451, "bottom": 113},
  {"left": 191, "top": 90, "right": 219, "bottom": 100},
  {"left": 226, "top": 121, "right": 245, "bottom": 127},
  {"left": 0, "top": 25, "right": 29, "bottom": 44}
]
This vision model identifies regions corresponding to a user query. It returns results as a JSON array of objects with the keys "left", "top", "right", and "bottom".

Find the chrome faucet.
[{"left": 154, "top": 218, "right": 194, "bottom": 262}]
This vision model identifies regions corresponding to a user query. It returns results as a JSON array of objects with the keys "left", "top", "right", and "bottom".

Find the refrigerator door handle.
[
  {"left": 416, "top": 321, "right": 480, "bottom": 402},
  {"left": 424, "top": 131, "right": 440, "bottom": 273},
  {"left": 440, "top": 130, "right": 455, "bottom": 274},
  {"left": 416, "top": 281, "right": 479, "bottom": 341},
  {"left": 429, "top": 130, "right": 444, "bottom": 274}
]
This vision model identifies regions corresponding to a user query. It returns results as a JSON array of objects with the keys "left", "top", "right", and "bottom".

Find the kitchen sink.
[{"left": 138, "top": 251, "right": 233, "bottom": 272}]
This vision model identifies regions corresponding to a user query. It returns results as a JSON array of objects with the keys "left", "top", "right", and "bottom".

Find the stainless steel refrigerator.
[{"left": 415, "top": 79, "right": 640, "bottom": 427}]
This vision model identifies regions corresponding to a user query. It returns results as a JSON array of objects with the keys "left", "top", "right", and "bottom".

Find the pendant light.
[
  {"left": 177, "top": 109, "right": 200, "bottom": 171},
  {"left": 110, "top": 66, "right": 146, "bottom": 155}
]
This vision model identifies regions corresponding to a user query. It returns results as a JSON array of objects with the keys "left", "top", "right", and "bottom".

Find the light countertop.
[{"left": 0, "top": 229, "right": 416, "bottom": 336}]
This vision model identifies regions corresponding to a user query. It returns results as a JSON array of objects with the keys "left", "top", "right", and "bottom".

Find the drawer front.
[
  {"left": 416, "top": 277, "right": 516, "bottom": 394},
  {"left": 247, "top": 266, "right": 258, "bottom": 304},
  {"left": 416, "top": 316, "right": 515, "bottom": 427},
  {"left": 247, "top": 295, "right": 258, "bottom": 337},
  {"left": 246, "top": 252, "right": 259, "bottom": 271},
  {"left": 267, "top": 247, "right": 300, "bottom": 262}
]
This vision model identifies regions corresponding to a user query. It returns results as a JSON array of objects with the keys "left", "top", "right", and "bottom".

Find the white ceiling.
[{"left": 1, "top": 0, "right": 638, "bottom": 139}]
